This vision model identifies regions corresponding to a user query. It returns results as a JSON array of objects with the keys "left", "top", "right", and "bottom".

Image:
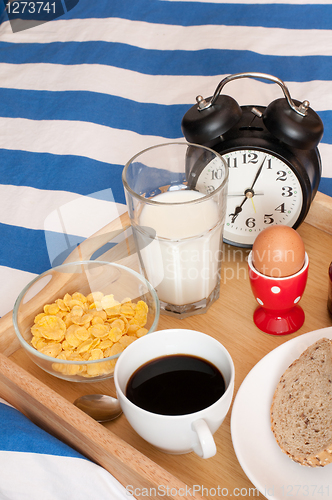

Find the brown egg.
[{"left": 252, "top": 226, "right": 305, "bottom": 277}]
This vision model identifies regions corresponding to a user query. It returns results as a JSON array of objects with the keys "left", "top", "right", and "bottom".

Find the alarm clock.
[{"left": 181, "top": 72, "right": 324, "bottom": 247}]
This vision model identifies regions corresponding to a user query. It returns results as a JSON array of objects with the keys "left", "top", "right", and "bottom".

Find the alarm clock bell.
[{"left": 182, "top": 72, "right": 323, "bottom": 151}]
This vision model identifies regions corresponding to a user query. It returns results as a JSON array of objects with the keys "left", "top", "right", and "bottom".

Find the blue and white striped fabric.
[
  {"left": 0, "top": 399, "right": 129, "bottom": 499},
  {"left": 0, "top": 1, "right": 332, "bottom": 497}
]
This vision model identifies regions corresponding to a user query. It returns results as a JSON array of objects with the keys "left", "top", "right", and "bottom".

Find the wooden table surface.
[{"left": 1, "top": 192, "right": 332, "bottom": 499}]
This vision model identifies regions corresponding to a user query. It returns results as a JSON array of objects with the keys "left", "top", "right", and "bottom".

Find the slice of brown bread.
[{"left": 271, "top": 337, "right": 332, "bottom": 467}]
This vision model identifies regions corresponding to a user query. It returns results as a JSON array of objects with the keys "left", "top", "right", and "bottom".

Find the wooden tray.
[{"left": 0, "top": 192, "right": 332, "bottom": 500}]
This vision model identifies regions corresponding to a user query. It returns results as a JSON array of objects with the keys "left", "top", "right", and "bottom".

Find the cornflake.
[{"left": 30, "top": 292, "right": 149, "bottom": 378}]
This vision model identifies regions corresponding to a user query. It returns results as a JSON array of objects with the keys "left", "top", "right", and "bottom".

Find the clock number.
[
  {"left": 264, "top": 214, "right": 274, "bottom": 224},
  {"left": 276, "top": 170, "right": 287, "bottom": 181},
  {"left": 211, "top": 169, "right": 223, "bottom": 180},
  {"left": 226, "top": 156, "right": 238, "bottom": 168},
  {"left": 245, "top": 217, "right": 256, "bottom": 228},
  {"left": 242, "top": 153, "right": 258, "bottom": 164},
  {"left": 282, "top": 186, "right": 293, "bottom": 197},
  {"left": 275, "top": 203, "right": 286, "bottom": 213}
]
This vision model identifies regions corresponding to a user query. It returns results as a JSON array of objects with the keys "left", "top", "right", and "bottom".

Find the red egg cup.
[{"left": 248, "top": 252, "right": 309, "bottom": 335}]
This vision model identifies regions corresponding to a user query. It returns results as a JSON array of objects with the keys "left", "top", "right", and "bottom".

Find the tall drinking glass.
[{"left": 122, "top": 142, "right": 228, "bottom": 318}]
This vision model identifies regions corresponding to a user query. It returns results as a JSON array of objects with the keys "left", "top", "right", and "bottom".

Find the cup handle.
[{"left": 191, "top": 419, "right": 217, "bottom": 459}]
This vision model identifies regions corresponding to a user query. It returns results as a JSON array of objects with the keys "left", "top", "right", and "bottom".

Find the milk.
[{"left": 134, "top": 189, "right": 223, "bottom": 306}]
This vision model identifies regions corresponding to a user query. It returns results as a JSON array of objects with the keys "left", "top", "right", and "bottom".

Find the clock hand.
[
  {"left": 229, "top": 156, "right": 267, "bottom": 223},
  {"left": 229, "top": 196, "right": 247, "bottom": 222},
  {"left": 249, "top": 155, "right": 267, "bottom": 190}
]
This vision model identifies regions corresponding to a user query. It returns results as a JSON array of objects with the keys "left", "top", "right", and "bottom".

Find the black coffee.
[{"left": 126, "top": 354, "right": 225, "bottom": 415}]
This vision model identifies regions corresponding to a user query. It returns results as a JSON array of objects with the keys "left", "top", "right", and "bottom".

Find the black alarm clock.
[{"left": 181, "top": 72, "right": 324, "bottom": 247}]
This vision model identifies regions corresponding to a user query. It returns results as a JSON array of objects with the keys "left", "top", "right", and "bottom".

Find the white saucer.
[{"left": 231, "top": 327, "right": 332, "bottom": 500}]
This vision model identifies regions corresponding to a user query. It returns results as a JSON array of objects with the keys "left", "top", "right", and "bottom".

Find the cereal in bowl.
[{"left": 30, "top": 292, "right": 149, "bottom": 377}]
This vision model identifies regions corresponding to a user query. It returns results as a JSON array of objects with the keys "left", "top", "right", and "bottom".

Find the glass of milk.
[{"left": 122, "top": 142, "right": 228, "bottom": 318}]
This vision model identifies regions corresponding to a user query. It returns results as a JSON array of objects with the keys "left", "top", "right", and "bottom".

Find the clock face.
[{"left": 195, "top": 148, "right": 303, "bottom": 247}]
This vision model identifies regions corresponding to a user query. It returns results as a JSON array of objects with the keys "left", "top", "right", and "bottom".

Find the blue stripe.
[
  {"left": 0, "top": 402, "right": 86, "bottom": 457},
  {"left": 0, "top": 223, "right": 55, "bottom": 274},
  {"left": 0, "top": 221, "right": 121, "bottom": 275},
  {"left": 0, "top": 223, "right": 116, "bottom": 274},
  {"left": 1, "top": 89, "right": 330, "bottom": 146},
  {"left": 0, "top": 150, "right": 127, "bottom": 203},
  {"left": 0, "top": 43, "right": 331, "bottom": 82},
  {"left": 319, "top": 177, "right": 332, "bottom": 196},
  {"left": 0, "top": 89, "right": 187, "bottom": 138},
  {"left": 37, "top": 1, "right": 332, "bottom": 30},
  {"left": 319, "top": 111, "right": 332, "bottom": 145}
]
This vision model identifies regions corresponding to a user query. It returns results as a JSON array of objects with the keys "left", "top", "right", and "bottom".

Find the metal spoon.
[{"left": 73, "top": 394, "right": 122, "bottom": 422}]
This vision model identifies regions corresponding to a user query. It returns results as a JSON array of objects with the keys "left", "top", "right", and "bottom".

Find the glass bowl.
[{"left": 13, "top": 261, "right": 160, "bottom": 382}]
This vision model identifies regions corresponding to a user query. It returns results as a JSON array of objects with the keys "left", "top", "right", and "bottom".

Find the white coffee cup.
[{"left": 114, "top": 329, "right": 235, "bottom": 459}]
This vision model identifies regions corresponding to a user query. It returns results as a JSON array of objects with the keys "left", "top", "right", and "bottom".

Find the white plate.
[{"left": 231, "top": 327, "right": 332, "bottom": 500}]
